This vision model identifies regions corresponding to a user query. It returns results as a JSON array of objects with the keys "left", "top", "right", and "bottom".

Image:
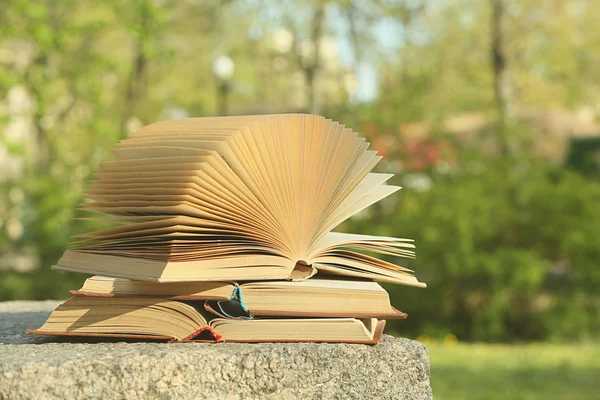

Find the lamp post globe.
[
  {"left": 212, "top": 55, "right": 235, "bottom": 81},
  {"left": 212, "top": 55, "right": 235, "bottom": 116}
]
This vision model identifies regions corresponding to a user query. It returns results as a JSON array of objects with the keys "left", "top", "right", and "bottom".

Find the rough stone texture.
[{"left": 0, "top": 301, "right": 432, "bottom": 400}]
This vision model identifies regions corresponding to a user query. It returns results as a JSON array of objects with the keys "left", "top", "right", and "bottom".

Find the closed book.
[{"left": 68, "top": 276, "right": 408, "bottom": 319}]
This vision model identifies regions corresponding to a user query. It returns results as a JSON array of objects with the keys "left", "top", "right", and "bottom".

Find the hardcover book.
[{"left": 68, "top": 276, "right": 408, "bottom": 319}]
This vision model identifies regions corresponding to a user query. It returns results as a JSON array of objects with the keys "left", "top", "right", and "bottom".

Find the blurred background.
[{"left": 1, "top": 0, "right": 599, "bottom": 398}]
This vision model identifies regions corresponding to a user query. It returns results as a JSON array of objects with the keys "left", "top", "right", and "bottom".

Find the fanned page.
[{"left": 55, "top": 114, "right": 425, "bottom": 287}]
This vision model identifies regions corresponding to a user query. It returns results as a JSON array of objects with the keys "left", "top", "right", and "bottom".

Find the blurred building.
[{"left": 369, "top": 108, "right": 600, "bottom": 171}]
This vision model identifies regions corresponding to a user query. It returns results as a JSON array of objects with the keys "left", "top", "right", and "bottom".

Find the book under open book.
[
  {"left": 27, "top": 297, "right": 385, "bottom": 344},
  {"left": 53, "top": 114, "right": 425, "bottom": 287},
  {"left": 69, "top": 276, "right": 407, "bottom": 318}
]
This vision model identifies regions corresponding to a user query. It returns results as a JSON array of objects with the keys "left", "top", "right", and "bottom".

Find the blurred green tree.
[{"left": 344, "top": 149, "right": 600, "bottom": 341}]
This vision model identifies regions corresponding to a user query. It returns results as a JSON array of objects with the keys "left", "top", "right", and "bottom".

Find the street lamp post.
[{"left": 212, "top": 55, "right": 235, "bottom": 116}]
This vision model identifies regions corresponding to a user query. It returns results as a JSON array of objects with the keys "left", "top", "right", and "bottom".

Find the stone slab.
[{"left": 0, "top": 301, "right": 432, "bottom": 400}]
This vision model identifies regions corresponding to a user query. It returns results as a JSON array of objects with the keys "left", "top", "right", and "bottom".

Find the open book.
[
  {"left": 28, "top": 297, "right": 385, "bottom": 344},
  {"left": 69, "top": 276, "right": 407, "bottom": 318},
  {"left": 54, "top": 114, "right": 425, "bottom": 287}
]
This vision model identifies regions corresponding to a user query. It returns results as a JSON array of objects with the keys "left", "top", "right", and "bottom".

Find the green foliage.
[{"left": 345, "top": 150, "right": 600, "bottom": 341}]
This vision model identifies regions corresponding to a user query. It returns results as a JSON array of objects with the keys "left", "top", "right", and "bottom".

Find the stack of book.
[{"left": 29, "top": 114, "right": 426, "bottom": 344}]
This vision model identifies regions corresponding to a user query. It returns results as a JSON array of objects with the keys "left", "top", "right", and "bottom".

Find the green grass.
[{"left": 426, "top": 342, "right": 600, "bottom": 399}]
